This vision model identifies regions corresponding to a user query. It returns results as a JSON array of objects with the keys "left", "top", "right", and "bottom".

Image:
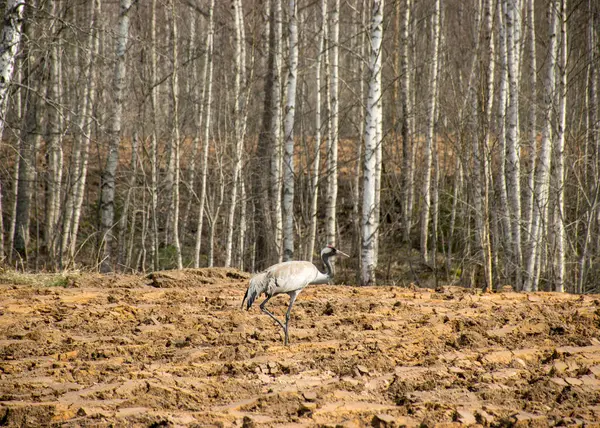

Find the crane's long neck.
[{"left": 322, "top": 253, "right": 334, "bottom": 279}]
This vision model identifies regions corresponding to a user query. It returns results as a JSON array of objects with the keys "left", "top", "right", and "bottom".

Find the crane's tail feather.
[
  {"left": 242, "top": 272, "right": 269, "bottom": 310},
  {"left": 241, "top": 288, "right": 249, "bottom": 310}
]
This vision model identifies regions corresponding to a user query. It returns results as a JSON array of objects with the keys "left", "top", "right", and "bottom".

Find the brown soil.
[{"left": 1, "top": 269, "right": 600, "bottom": 427}]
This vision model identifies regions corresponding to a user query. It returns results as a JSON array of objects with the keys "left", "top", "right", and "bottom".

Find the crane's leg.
[
  {"left": 283, "top": 291, "right": 299, "bottom": 346},
  {"left": 259, "top": 296, "right": 286, "bottom": 332}
]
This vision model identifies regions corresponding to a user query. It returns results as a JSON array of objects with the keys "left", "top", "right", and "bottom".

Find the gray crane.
[{"left": 242, "top": 245, "right": 349, "bottom": 345}]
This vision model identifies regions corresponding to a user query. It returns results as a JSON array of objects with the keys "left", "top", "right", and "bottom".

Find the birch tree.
[
  {"left": 282, "top": 0, "right": 298, "bottom": 261},
  {"left": 45, "top": 0, "right": 62, "bottom": 262},
  {"left": 270, "top": 0, "right": 284, "bottom": 261},
  {"left": 325, "top": 0, "right": 339, "bottom": 248},
  {"left": 0, "top": 0, "right": 25, "bottom": 143},
  {"left": 64, "top": 0, "right": 100, "bottom": 266},
  {"left": 14, "top": 14, "right": 42, "bottom": 261},
  {"left": 194, "top": 0, "right": 214, "bottom": 268},
  {"left": 361, "top": 0, "right": 383, "bottom": 286},
  {"left": 253, "top": 0, "right": 275, "bottom": 270},
  {"left": 0, "top": 0, "right": 25, "bottom": 260},
  {"left": 504, "top": 0, "right": 523, "bottom": 288},
  {"left": 496, "top": 0, "right": 512, "bottom": 270},
  {"left": 149, "top": 0, "right": 160, "bottom": 271},
  {"left": 481, "top": 0, "right": 495, "bottom": 289},
  {"left": 420, "top": 0, "right": 440, "bottom": 264},
  {"left": 523, "top": 0, "right": 537, "bottom": 238},
  {"left": 225, "top": 0, "right": 247, "bottom": 267},
  {"left": 400, "top": 0, "right": 413, "bottom": 244},
  {"left": 524, "top": 0, "right": 559, "bottom": 292},
  {"left": 307, "top": 0, "right": 326, "bottom": 261},
  {"left": 100, "top": 0, "right": 132, "bottom": 272},
  {"left": 579, "top": 0, "right": 598, "bottom": 293},
  {"left": 552, "top": 0, "right": 567, "bottom": 292},
  {"left": 169, "top": 0, "right": 183, "bottom": 269}
]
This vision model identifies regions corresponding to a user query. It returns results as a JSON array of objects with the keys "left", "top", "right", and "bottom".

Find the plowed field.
[{"left": 1, "top": 268, "right": 600, "bottom": 426}]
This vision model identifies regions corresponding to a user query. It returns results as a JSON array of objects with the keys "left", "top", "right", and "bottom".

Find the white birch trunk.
[
  {"left": 207, "top": 148, "right": 225, "bottom": 268},
  {"left": 170, "top": 0, "right": 183, "bottom": 269},
  {"left": 496, "top": 0, "right": 513, "bottom": 270},
  {"left": 194, "top": 0, "right": 215, "bottom": 268},
  {"left": 0, "top": 0, "right": 25, "bottom": 142},
  {"left": 182, "top": 16, "right": 201, "bottom": 234},
  {"left": 238, "top": 178, "right": 247, "bottom": 269},
  {"left": 524, "top": 0, "right": 559, "bottom": 292},
  {"left": 68, "top": 0, "right": 100, "bottom": 265},
  {"left": 420, "top": 0, "right": 440, "bottom": 264},
  {"left": 352, "top": 0, "right": 366, "bottom": 257},
  {"left": 225, "top": 0, "right": 247, "bottom": 267},
  {"left": 400, "top": 0, "right": 413, "bottom": 244},
  {"left": 282, "top": 0, "right": 299, "bottom": 261},
  {"left": 100, "top": 0, "right": 132, "bottom": 272},
  {"left": 351, "top": 0, "right": 366, "bottom": 257},
  {"left": 553, "top": 0, "right": 567, "bottom": 292},
  {"left": 308, "top": 1, "right": 326, "bottom": 262},
  {"left": 580, "top": 0, "right": 597, "bottom": 293},
  {"left": 482, "top": 0, "right": 495, "bottom": 289},
  {"left": 361, "top": 0, "right": 383, "bottom": 286},
  {"left": 464, "top": 0, "right": 484, "bottom": 287},
  {"left": 45, "top": 2, "right": 62, "bottom": 261},
  {"left": 325, "top": 0, "right": 339, "bottom": 248},
  {"left": 149, "top": 0, "right": 160, "bottom": 271},
  {"left": 0, "top": 181, "right": 3, "bottom": 260},
  {"left": 373, "top": 2, "right": 384, "bottom": 268},
  {"left": 271, "top": 0, "right": 284, "bottom": 261},
  {"left": 504, "top": 0, "right": 523, "bottom": 288},
  {"left": 0, "top": 0, "right": 25, "bottom": 260},
  {"left": 523, "top": 0, "right": 537, "bottom": 240},
  {"left": 119, "top": 133, "right": 138, "bottom": 270}
]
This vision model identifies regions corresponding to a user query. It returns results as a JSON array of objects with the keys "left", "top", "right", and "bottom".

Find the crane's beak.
[{"left": 336, "top": 250, "right": 350, "bottom": 258}]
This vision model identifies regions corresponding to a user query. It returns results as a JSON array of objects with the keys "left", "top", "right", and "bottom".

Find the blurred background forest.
[{"left": 0, "top": 0, "right": 598, "bottom": 293}]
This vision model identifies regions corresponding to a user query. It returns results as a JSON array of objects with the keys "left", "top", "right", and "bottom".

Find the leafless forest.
[{"left": 0, "top": 0, "right": 598, "bottom": 292}]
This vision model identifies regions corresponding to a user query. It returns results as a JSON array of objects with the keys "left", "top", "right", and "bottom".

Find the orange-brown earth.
[{"left": 0, "top": 268, "right": 600, "bottom": 427}]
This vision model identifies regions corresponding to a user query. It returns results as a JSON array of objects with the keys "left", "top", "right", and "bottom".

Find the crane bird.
[{"left": 242, "top": 245, "right": 349, "bottom": 345}]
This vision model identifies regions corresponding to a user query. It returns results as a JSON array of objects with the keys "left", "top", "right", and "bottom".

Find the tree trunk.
[
  {"left": 170, "top": 0, "right": 183, "bottom": 269},
  {"left": 496, "top": 0, "right": 512, "bottom": 281},
  {"left": 523, "top": 0, "right": 537, "bottom": 241},
  {"left": 308, "top": 0, "right": 326, "bottom": 262},
  {"left": 253, "top": 0, "right": 275, "bottom": 271},
  {"left": 225, "top": 0, "right": 247, "bottom": 267},
  {"left": 67, "top": 0, "right": 100, "bottom": 266},
  {"left": 194, "top": 0, "right": 215, "bottom": 268},
  {"left": 182, "top": 15, "right": 201, "bottom": 235},
  {"left": 149, "top": 0, "right": 160, "bottom": 271},
  {"left": 325, "top": 0, "right": 339, "bottom": 249},
  {"left": 361, "top": 0, "right": 383, "bottom": 286},
  {"left": 481, "top": 0, "right": 495, "bottom": 290},
  {"left": 282, "top": 0, "right": 299, "bottom": 261},
  {"left": 504, "top": 0, "right": 523, "bottom": 288},
  {"left": 524, "top": 0, "right": 559, "bottom": 292},
  {"left": 14, "top": 27, "right": 41, "bottom": 262},
  {"left": 400, "top": 0, "right": 413, "bottom": 244},
  {"left": 552, "top": 0, "right": 567, "bottom": 292},
  {"left": 100, "top": 0, "right": 132, "bottom": 272},
  {"left": 270, "top": 0, "right": 284, "bottom": 261},
  {"left": 0, "top": 0, "right": 25, "bottom": 261},
  {"left": 0, "top": 0, "right": 25, "bottom": 142},
  {"left": 420, "top": 0, "right": 440, "bottom": 264},
  {"left": 45, "top": 0, "right": 62, "bottom": 264},
  {"left": 207, "top": 149, "right": 225, "bottom": 268}
]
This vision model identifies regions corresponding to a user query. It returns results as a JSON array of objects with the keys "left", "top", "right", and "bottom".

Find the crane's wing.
[
  {"left": 242, "top": 261, "right": 321, "bottom": 310},
  {"left": 241, "top": 271, "right": 269, "bottom": 310},
  {"left": 265, "top": 261, "right": 321, "bottom": 292}
]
